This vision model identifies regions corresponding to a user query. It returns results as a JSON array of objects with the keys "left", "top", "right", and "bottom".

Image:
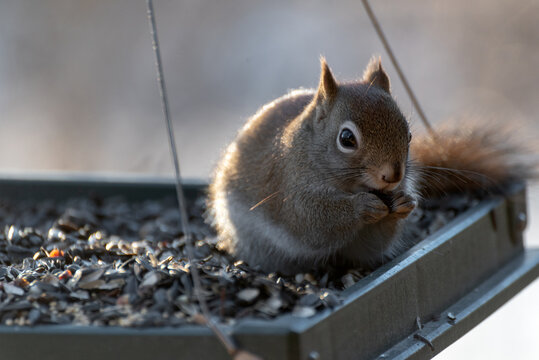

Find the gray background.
[{"left": 0, "top": 1, "right": 537, "bottom": 358}]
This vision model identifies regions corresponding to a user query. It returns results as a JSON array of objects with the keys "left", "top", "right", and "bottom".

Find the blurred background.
[{"left": 0, "top": 0, "right": 537, "bottom": 358}]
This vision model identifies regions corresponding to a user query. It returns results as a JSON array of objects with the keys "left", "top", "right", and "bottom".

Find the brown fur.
[
  {"left": 362, "top": 56, "right": 391, "bottom": 93},
  {"left": 411, "top": 125, "right": 535, "bottom": 197},
  {"left": 208, "top": 57, "right": 533, "bottom": 275},
  {"left": 208, "top": 57, "right": 417, "bottom": 274}
]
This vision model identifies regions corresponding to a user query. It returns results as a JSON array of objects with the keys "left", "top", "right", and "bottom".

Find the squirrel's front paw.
[
  {"left": 389, "top": 192, "right": 417, "bottom": 219},
  {"left": 354, "top": 193, "right": 389, "bottom": 224}
]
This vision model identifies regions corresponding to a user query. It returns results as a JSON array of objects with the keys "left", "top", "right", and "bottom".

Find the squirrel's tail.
[{"left": 410, "top": 124, "right": 537, "bottom": 198}]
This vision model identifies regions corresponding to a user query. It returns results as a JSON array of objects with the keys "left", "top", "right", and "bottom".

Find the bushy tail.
[{"left": 410, "top": 124, "right": 537, "bottom": 198}]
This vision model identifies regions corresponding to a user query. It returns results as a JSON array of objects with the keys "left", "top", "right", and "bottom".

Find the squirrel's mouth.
[
  {"left": 363, "top": 173, "right": 402, "bottom": 192},
  {"left": 345, "top": 181, "right": 397, "bottom": 195},
  {"left": 368, "top": 189, "right": 394, "bottom": 208},
  {"left": 340, "top": 171, "right": 403, "bottom": 194}
]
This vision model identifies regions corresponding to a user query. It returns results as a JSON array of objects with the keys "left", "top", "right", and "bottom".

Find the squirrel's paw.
[
  {"left": 389, "top": 192, "right": 417, "bottom": 219},
  {"left": 354, "top": 192, "right": 390, "bottom": 224}
]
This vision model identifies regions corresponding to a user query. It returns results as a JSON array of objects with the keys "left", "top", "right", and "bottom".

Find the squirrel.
[{"left": 207, "top": 56, "right": 532, "bottom": 275}]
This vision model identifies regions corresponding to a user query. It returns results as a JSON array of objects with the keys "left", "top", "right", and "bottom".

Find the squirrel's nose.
[{"left": 380, "top": 163, "right": 403, "bottom": 184}]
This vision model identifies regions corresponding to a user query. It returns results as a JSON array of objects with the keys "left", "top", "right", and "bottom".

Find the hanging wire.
[
  {"left": 361, "top": 0, "right": 436, "bottom": 138},
  {"left": 145, "top": 2, "right": 262, "bottom": 359}
]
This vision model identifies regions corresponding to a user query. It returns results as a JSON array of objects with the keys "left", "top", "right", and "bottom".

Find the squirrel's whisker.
[{"left": 250, "top": 191, "right": 281, "bottom": 211}]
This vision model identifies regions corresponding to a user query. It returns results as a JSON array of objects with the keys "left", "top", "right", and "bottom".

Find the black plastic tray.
[{"left": 0, "top": 174, "right": 537, "bottom": 360}]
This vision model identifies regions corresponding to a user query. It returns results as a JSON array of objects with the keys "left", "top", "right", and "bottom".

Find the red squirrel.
[{"left": 208, "top": 57, "right": 531, "bottom": 274}]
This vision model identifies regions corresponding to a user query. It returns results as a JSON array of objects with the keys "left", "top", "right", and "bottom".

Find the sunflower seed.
[
  {"left": 3, "top": 283, "right": 24, "bottom": 296},
  {"left": 292, "top": 306, "right": 316, "bottom": 318},
  {"left": 236, "top": 288, "right": 260, "bottom": 304}
]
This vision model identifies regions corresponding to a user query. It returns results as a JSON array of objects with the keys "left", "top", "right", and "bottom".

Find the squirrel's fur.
[
  {"left": 208, "top": 57, "right": 532, "bottom": 275},
  {"left": 411, "top": 126, "right": 534, "bottom": 197}
]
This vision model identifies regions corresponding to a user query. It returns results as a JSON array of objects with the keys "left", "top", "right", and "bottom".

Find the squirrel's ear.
[
  {"left": 362, "top": 56, "right": 391, "bottom": 93},
  {"left": 316, "top": 57, "right": 338, "bottom": 102}
]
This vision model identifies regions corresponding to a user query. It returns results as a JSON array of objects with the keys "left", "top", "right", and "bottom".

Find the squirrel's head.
[{"left": 308, "top": 57, "right": 411, "bottom": 193}]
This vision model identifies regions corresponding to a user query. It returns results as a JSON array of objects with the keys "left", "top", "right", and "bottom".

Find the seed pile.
[{"left": 0, "top": 193, "right": 477, "bottom": 327}]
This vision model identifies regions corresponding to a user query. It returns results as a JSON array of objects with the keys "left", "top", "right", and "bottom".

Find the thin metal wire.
[
  {"left": 361, "top": 0, "right": 436, "bottom": 138},
  {"left": 145, "top": 0, "right": 238, "bottom": 355}
]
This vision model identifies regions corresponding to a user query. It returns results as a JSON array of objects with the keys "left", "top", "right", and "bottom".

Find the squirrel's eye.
[
  {"left": 337, "top": 121, "right": 361, "bottom": 153},
  {"left": 408, "top": 131, "right": 412, "bottom": 143},
  {"left": 339, "top": 128, "right": 357, "bottom": 149}
]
